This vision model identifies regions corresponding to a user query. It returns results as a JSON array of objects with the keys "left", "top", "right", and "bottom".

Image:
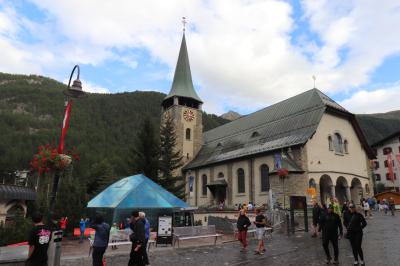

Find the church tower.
[{"left": 161, "top": 26, "right": 203, "bottom": 168}]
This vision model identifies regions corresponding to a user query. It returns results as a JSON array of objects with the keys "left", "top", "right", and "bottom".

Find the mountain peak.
[{"left": 220, "top": 110, "right": 241, "bottom": 121}]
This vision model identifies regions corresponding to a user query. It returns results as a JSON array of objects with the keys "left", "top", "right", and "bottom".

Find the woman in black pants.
[{"left": 344, "top": 204, "right": 367, "bottom": 266}]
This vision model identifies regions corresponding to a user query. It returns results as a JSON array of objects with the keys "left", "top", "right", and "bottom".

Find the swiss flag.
[{"left": 58, "top": 100, "right": 72, "bottom": 154}]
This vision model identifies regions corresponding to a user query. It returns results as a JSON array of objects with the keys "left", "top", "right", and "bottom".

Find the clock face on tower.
[{"left": 183, "top": 109, "right": 195, "bottom": 122}]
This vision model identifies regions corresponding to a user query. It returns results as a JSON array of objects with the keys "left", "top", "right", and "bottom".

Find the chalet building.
[
  {"left": 161, "top": 30, "right": 375, "bottom": 208},
  {"left": 371, "top": 131, "right": 400, "bottom": 192}
]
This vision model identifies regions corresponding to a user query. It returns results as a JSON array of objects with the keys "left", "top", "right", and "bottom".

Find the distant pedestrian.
[
  {"left": 60, "top": 216, "right": 68, "bottom": 235},
  {"left": 311, "top": 200, "right": 322, "bottom": 238},
  {"left": 129, "top": 211, "right": 146, "bottom": 266},
  {"left": 91, "top": 214, "right": 110, "bottom": 266},
  {"left": 319, "top": 205, "right": 343, "bottom": 264},
  {"left": 344, "top": 203, "right": 367, "bottom": 266},
  {"left": 362, "top": 200, "right": 370, "bottom": 218},
  {"left": 110, "top": 223, "right": 119, "bottom": 250},
  {"left": 139, "top": 212, "right": 150, "bottom": 265},
  {"left": 26, "top": 212, "right": 52, "bottom": 266},
  {"left": 79, "top": 218, "right": 88, "bottom": 243},
  {"left": 237, "top": 210, "right": 251, "bottom": 252},
  {"left": 389, "top": 197, "right": 396, "bottom": 216},
  {"left": 248, "top": 202, "right": 253, "bottom": 211},
  {"left": 254, "top": 208, "right": 266, "bottom": 255}
]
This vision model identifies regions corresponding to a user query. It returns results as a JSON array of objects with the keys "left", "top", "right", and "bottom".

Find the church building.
[{"left": 161, "top": 30, "right": 375, "bottom": 208}]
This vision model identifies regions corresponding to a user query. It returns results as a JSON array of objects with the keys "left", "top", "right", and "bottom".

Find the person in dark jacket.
[
  {"left": 129, "top": 211, "right": 146, "bottom": 266},
  {"left": 319, "top": 205, "right": 343, "bottom": 264},
  {"left": 345, "top": 203, "right": 367, "bottom": 266},
  {"left": 312, "top": 200, "right": 322, "bottom": 237},
  {"left": 91, "top": 214, "right": 110, "bottom": 266},
  {"left": 237, "top": 210, "right": 251, "bottom": 251}
]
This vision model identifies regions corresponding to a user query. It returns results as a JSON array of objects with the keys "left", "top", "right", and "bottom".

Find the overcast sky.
[{"left": 1, "top": 0, "right": 400, "bottom": 115}]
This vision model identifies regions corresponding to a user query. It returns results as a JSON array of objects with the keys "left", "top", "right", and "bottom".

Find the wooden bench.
[{"left": 172, "top": 225, "right": 223, "bottom": 248}]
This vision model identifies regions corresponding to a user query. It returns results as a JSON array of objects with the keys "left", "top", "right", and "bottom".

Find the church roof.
[
  {"left": 184, "top": 88, "right": 366, "bottom": 170},
  {"left": 87, "top": 174, "right": 191, "bottom": 210},
  {"left": 164, "top": 33, "right": 203, "bottom": 103}
]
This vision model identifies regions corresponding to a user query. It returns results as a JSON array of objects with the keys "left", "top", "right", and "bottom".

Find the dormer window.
[
  {"left": 251, "top": 131, "right": 260, "bottom": 138},
  {"left": 216, "top": 142, "right": 222, "bottom": 148}
]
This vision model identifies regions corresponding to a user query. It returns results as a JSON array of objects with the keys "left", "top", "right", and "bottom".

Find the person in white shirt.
[{"left": 362, "top": 201, "right": 370, "bottom": 218}]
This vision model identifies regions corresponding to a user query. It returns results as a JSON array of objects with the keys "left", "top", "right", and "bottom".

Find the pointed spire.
[{"left": 164, "top": 20, "right": 202, "bottom": 104}]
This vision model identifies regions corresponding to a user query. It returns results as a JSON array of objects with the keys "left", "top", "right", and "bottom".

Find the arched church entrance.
[
  {"left": 319, "top": 175, "right": 333, "bottom": 206},
  {"left": 351, "top": 178, "right": 363, "bottom": 205},
  {"left": 335, "top": 176, "right": 349, "bottom": 204}
]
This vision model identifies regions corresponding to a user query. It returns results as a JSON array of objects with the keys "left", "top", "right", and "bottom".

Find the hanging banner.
[
  {"left": 188, "top": 176, "right": 194, "bottom": 192},
  {"left": 58, "top": 100, "right": 72, "bottom": 154},
  {"left": 274, "top": 153, "right": 282, "bottom": 169},
  {"left": 387, "top": 153, "right": 395, "bottom": 183},
  {"left": 396, "top": 154, "right": 400, "bottom": 165}
]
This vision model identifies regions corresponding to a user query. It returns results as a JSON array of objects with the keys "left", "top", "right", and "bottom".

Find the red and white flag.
[
  {"left": 387, "top": 153, "right": 395, "bottom": 183},
  {"left": 58, "top": 100, "right": 72, "bottom": 154}
]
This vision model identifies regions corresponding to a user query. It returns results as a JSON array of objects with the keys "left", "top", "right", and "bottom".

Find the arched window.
[
  {"left": 202, "top": 174, "right": 207, "bottom": 196},
  {"left": 344, "top": 140, "right": 349, "bottom": 153},
  {"left": 260, "top": 164, "right": 270, "bottom": 192},
  {"left": 309, "top": 178, "right": 317, "bottom": 188},
  {"left": 237, "top": 168, "right": 245, "bottom": 193},
  {"left": 218, "top": 172, "right": 224, "bottom": 179},
  {"left": 333, "top": 133, "right": 343, "bottom": 153},
  {"left": 186, "top": 128, "right": 191, "bottom": 140},
  {"left": 365, "top": 184, "right": 370, "bottom": 194},
  {"left": 328, "top": 135, "right": 333, "bottom": 151}
]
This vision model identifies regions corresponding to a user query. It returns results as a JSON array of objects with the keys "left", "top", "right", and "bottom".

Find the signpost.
[{"left": 156, "top": 215, "right": 173, "bottom": 246}]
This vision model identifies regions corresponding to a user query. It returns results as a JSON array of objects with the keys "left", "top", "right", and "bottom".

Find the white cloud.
[
  {"left": 0, "top": 1, "right": 400, "bottom": 114},
  {"left": 340, "top": 85, "right": 400, "bottom": 114},
  {"left": 63, "top": 79, "right": 110, "bottom": 94}
]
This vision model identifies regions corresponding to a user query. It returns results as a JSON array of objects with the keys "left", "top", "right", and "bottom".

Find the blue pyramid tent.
[{"left": 87, "top": 174, "right": 194, "bottom": 226}]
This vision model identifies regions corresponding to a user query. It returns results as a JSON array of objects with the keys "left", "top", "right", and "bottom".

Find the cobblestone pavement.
[
  {"left": 59, "top": 211, "right": 399, "bottom": 266},
  {"left": 146, "top": 211, "right": 400, "bottom": 266}
]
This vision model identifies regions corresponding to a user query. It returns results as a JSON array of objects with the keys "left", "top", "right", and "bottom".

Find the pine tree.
[
  {"left": 159, "top": 115, "right": 185, "bottom": 198},
  {"left": 131, "top": 116, "right": 160, "bottom": 182},
  {"left": 86, "top": 159, "right": 117, "bottom": 196}
]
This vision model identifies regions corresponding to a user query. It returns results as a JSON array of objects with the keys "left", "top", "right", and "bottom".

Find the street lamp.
[{"left": 48, "top": 65, "right": 85, "bottom": 221}]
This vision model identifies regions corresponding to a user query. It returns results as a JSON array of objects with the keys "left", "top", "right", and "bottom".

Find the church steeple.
[{"left": 163, "top": 27, "right": 202, "bottom": 109}]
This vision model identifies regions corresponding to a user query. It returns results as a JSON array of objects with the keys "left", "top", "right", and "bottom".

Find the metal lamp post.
[
  {"left": 48, "top": 65, "right": 85, "bottom": 221},
  {"left": 47, "top": 65, "right": 85, "bottom": 266}
]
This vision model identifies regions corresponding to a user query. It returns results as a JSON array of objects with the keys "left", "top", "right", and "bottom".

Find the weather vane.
[
  {"left": 312, "top": 75, "right": 316, "bottom": 88},
  {"left": 182, "top": 17, "right": 187, "bottom": 32}
]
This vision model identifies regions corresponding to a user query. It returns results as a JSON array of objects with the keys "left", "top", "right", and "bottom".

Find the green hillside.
[
  {"left": 0, "top": 73, "right": 228, "bottom": 180},
  {"left": 356, "top": 110, "right": 400, "bottom": 146}
]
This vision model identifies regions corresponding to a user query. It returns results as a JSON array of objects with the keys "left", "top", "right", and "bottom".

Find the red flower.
[{"left": 277, "top": 168, "right": 289, "bottom": 177}]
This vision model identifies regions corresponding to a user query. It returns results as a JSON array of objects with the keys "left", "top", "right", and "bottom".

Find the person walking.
[
  {"left": 110, "top": 223, "right": 119, "bottom": 250},
  {"left": 362, "top": 200, "right": 370, "bottom": 218},
  {"left": 60, "top": 216, "right": 68, "bottom": 236},
  {"left": 129, "top": 211, "right": 146, "bottom": 266},
  {"left": 344, "top": 203, "right": 367, "bottom": 266},
  {"left": 254, "top": 208, "right": 266, "bottom": 255},
  {"left": 79, "top": 218, "right": 88, "bottom": 244},
  {"left": 26, "top": 212, "right": 52, "bottom": 266},
  {"left": 389, "top": 197, "right": 396, "bottom": 216},
  {"left": 91, "top": 214, "right": 110, "bottom": 266},
  {"left": 237, "top": 210, "right": 251, "bottom": 252},
  {"left": 139, "top": 212, "right": 150, "bottom": 265},
  {"left": 319, "top": 205, "right": 343, "bottom": 264},
  {"left": 312, "top": 200, "right": 322, "bottom": 238}
]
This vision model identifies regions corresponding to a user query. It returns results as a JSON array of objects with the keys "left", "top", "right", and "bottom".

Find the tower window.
[
  {"left": 218, "top": 172, "right": 224, "bottom": 179},
  {"left": 344, "top": 140, "right": 349, "bottom": 153},
  {"left": 237, "top": 168, "right": 245, "bottom": 193},
  {"left": 186, "top": 128, "right": 191, "bottom": 140}
]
